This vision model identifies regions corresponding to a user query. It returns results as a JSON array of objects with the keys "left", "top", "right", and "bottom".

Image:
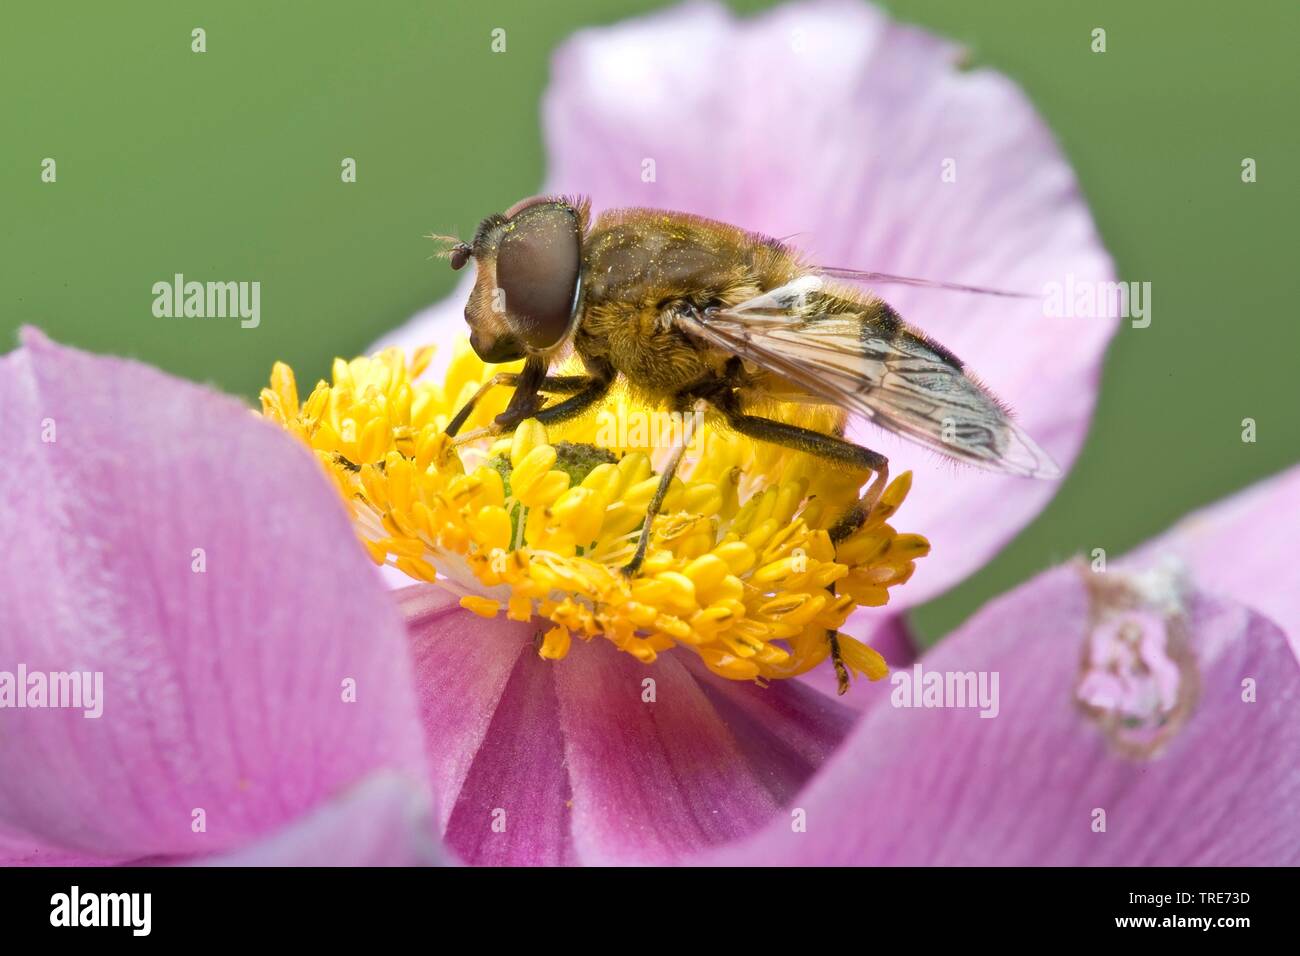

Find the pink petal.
[
  {"left": 377, "top": 0, "right": 1116, "bottom": 607},
  {"left": 553, "top": 641, "right": 810, "bottom": 865},
  {"left": 402, "top": 585, "right": 577, "bottom": 866},
  {"left": 707, "top": 564, "right": 1299, "bottom": 865},
  {"left": 200, "top": 772, "right": 447, "bottom": 866},
  {"left": 1130, "top": 463, "right": 1300, "bottom": 652},
  {"left": 0, "top": 330, "right": 431, "bottom": 862},
  {"left": 401, "top": 587, "right": 854, "bottom": 864},
  {"left": 0, "top": 830, "right": 114, "bottom": 867}
]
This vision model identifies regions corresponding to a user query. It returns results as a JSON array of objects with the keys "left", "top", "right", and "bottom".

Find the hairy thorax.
[{"left": 573, "top": 209, "right": 804, "bottom": 400}]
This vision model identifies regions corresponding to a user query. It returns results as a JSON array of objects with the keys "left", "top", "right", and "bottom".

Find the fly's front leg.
[
  {"left": 529, "top": 373, "right": 614, "bottom": 427},
  {"left": 444, "top": 361, "right": 591, "bottom": 437},
  {"left": 481, "top": 356, "right": 549, "bottom": 434},
  {"left": 444, "top": 372, "right": 520, "bottom": 438},
  {"left": 451, "top": 371, "right": 613, "bottom": 451},
  {"left": 492, "top": 355, "right": 616, "bottom": 432}
]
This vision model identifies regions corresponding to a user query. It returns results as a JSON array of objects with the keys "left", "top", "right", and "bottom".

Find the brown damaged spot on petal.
[{"left": 1075, "top": 559, "right": 1200, "bottom": 759}]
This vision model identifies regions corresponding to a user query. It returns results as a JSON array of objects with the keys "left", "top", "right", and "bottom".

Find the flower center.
[{"left": 260, "top": 342, "right": 929, "bottom": 689}]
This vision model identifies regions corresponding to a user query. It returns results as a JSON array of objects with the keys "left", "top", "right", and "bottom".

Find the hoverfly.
[{"left": 438, "top": 195, "right": 1058, "bottom": 582}]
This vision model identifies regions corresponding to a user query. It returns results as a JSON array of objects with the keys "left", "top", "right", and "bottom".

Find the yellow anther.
[
  {"left": 472, "top": 506, "right": 513, "bottom": 552},
  {"left": 682, "top": 553, "right": 729, "bottom": 592},
  {"left": 538, "top": 626, "right": 572, "bottom": 660},
  {"left": 460, "top": 595, "right": 501, "bottom": 618},
  {"left": 510, "top": 419, "right": 548, "bottom": 466}
]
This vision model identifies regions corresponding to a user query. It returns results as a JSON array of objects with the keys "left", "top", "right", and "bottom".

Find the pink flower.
[
  {"left": 0, "top": 330, "right": 445, "bottom": 865},
  {"left": 4, "top": 1, "right": 1293, "bottom": 868}
]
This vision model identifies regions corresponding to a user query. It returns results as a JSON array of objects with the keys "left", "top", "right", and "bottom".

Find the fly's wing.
[
  {"left": 815, "top": 266, "right": 1037, "bottom": 299},
  {"left": 680, "top": 276, "right": 1060, "bottom": 478}
]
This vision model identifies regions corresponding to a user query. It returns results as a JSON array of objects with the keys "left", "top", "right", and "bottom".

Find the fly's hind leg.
[
  {"left": 720, "top": 410, "right": 890, "bottom": 696},
  {"left": 827, "top": 626, "right": 851, "bottom": 697},
  {"left": 722, "top": 412, "right": 889, "bottom": 537}
]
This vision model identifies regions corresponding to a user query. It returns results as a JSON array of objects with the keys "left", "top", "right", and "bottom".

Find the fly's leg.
[
  {"left": 528, "top": 374, "right": 614, "bottom": 427},
  {"left": 723, "top": 412, "right": 889, "bottom": 530},
  {"left": 444, "top": 370, "right": 592, "bottom": 437},
  {"left": 488, "top": 355, "right": 616, "bottom": 432},
  {"left": 721, "top": 412, "right": 886, "bottom": 470},
  {"left": 448, "top": 373, "right": 613, "bottom": 458},
  {"left": 827, "top": 624, "right": 851, "bottom": 696},
  {"left": 719, "top": 409, "right": 890, "bottom": 695},
  {"left": 445, "top": 372, "right": 518, "bottom": 438},
  {"left": 823, "top": 488, "right": 880, "bottom": 694},
  {"left": 620, "top": 399, "right": 706, "bottom": 577}
]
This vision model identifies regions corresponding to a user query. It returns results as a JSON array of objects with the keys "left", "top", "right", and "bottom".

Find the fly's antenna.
[{"left": 425, "top": 233, "right": 473, "bottom": 270}]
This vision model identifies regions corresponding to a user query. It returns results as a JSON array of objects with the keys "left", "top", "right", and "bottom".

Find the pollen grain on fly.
[{"left": 259, "top": 342, "right": 929, "bottom": 689}]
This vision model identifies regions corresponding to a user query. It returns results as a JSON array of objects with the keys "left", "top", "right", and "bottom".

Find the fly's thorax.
[
  {"left": 579, "top": 208, "right": 804, "bottom": 307},
  {"left": 572, "top": 209, "right": 807, "bottom": 394},
  {"left": 574, "top": 300, "right": 720, "bottom": 394}
]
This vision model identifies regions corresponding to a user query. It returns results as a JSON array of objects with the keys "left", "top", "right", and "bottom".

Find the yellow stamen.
[
  {"left": 261, "top": 341, "right": 930, "bottom": 688},
  {"left": 460, "top": 596, "right": 502, "bottom": 618}
]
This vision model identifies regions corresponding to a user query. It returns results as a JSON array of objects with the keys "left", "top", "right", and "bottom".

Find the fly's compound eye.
[{"left": 495, "top": 200, "right": 581, "bottom": 351}]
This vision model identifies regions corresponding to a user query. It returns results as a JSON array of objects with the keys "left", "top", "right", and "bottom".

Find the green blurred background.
[{"left": 3, "top": 0, "right": 1296, "bottom": 642}]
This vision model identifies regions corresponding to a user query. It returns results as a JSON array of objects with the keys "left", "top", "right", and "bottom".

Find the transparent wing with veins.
[
  {"left": 815, "top": 265, "right": 1037, "bottom": 299},
  {"left": 680, "top": 276, "right": 1061, "bottom": 479}
]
